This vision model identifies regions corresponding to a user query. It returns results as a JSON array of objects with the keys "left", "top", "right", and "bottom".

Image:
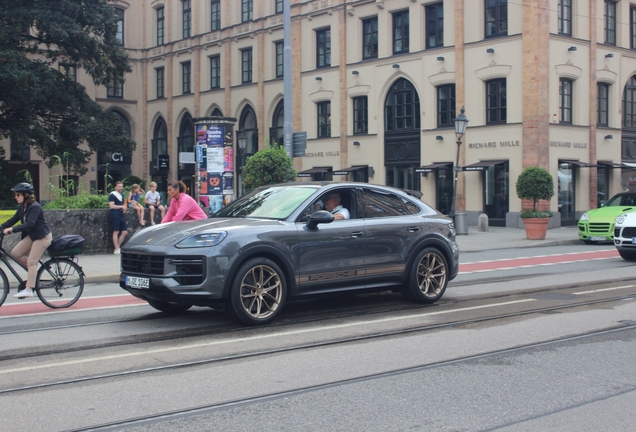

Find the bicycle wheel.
[
  {"left": 36, "top": 258, "right": 84, "bottom": 309},
  {"left": 0, "top": 269, "right": 9, "bottom": 307}
]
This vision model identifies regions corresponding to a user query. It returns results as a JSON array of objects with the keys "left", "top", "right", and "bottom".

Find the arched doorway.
[
  {"left": 384, "top": 78, "right": 421, "bottom": 191},
  {"left": 269, "top": 100, "right": 284, "bottom": 147},
  {"left": 237, "top": 105, "right": 258, "bottom": 196},
  {"left": 622, "top": 76, "right": 636, "bottom": 193},
  {"left": 177, "top": 114, "right": 195, "bottom": 195},
  {"left": 150, "top": 117, "right": 168, "bottom": 202},
  {"left": 97, "top": 111, "right": 133, "bottom": 193}
]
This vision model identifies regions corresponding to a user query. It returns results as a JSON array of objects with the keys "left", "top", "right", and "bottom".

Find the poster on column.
[
  {"left": 205, "top": 125, "right": 224, "bottom": 146},
  {"left": 196, "top": 125, "right": 208, "bottom": 144},
  {"left": 223, "top": 173, "right": 234, "bottom": 193},
  {"left": 199, "top": 171, "right": 208, "bottom": 195},
  {"left": 207, "top": 146, "right": 224, "bottom": 173},
  {"left": 224, "top": 147, "right": 233, "bottom": 172},
  {"left": 208, "top": 173, "right": 223, "bottom": 195},
  {"left": 209, "top": 195, "right": 223, "bottom": 213}
]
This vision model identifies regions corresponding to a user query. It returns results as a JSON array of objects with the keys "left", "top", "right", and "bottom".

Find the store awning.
[
  {"left": 333, "top": 165, "right": 368, "bottom": 175},
  {"left": 597, "top": 161, "right": 624, "bottom": 169},
  {"left": 560, "top": 159, "right": 599, "bottom": 168},
  {"left": 415, "top": 162, "right": 452, "bottom": 173},
  {"left": 297, "top": 167, "right": 331, "bottom": 177},
  {"left": 461, "top": 160, "right": 508, "bottom": 171},
  {"left": 622, "top": 162, "right": 636, "bottom": 168}
]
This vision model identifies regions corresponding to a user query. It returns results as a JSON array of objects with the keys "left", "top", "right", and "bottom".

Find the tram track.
[
  {"left": 1, "top": 292, "right": 634, "bottom": 396},
  {"left": 65, "top": 322, "right": 636, "bottom": 432}
]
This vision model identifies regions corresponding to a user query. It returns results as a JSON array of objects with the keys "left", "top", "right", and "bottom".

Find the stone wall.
[{"left": 2, "top": 208, "right": 166, "bottom": 254}]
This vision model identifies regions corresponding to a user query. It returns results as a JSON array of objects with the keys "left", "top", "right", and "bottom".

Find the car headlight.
[
  {"left": 616, "top": 214, "right": 629, "bottom": 225},
  {"left": 176, "top": 232, "right": 227, "bottom": 248},
  {"left": 579, "top": 213, "right": 589, "bottom": 221}
]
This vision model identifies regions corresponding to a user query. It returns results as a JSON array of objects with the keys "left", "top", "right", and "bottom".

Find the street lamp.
[{"left": 450, "top": 107, "right": 469, "bottom": 220}]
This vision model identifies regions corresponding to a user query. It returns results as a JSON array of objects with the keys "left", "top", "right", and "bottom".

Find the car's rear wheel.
[
  {"left": 228, "top": 258, "right": 286, "bottom": 325},
  {"left": 402, "top": 248, "right": 448, "bottom": 303},
  {"left": 147, "top": 299, "right": 192, "bottom": 313},
  {"left": 618, "top": 249, "right": 636, "bottom": 261}
]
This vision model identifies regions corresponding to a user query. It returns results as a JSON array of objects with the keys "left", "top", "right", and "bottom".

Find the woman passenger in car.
[{"left": 162, "top": 180, "right": 207, "bottom": 223}]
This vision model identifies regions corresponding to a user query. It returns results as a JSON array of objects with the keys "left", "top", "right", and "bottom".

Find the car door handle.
[
  {"left": 407, "top": 227, "right": 420, "bottom": 232},
  {"left": 349, "top": 231, "right": 364, "bottom": 238}
]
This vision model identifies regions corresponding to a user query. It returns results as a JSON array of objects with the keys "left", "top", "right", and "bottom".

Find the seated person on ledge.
[{"left": 322, "top": 192, "right": 350, "bottom": 220}]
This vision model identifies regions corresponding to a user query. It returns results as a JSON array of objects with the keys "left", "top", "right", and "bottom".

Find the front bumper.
[
  {"left": 578, "top": 221, "right": 614, "bottom": 241},
  {"left": 613, "top": 225, "right": 636, "bottom": 250}
]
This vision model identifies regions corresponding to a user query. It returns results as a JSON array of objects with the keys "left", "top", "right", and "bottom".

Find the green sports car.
[{"left": 578, "top": 193, "right": 636, "bottom": 243}]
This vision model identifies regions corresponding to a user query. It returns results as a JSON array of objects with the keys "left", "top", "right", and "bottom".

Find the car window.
[
  {"left": 215, "top": 186, "right": 318, "bottom": 219},
  {"left": 299, "top": 188, "right": 356, "bottom": 221},
  {"left": 605, "top": 194, "right": 636, "bottom": 207},
  {"left": 362, "top": 188, "right": 405, "bottom": 218},
  {"left": 402, "top": 197, "right": 421, "bottom": 215}
]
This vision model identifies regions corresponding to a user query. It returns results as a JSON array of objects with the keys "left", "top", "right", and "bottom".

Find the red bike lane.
[{"left": 0, "top": 294, "right": 146, "bottom": 318}]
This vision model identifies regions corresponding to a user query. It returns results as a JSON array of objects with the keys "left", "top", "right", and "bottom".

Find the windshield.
[
  {"left": 214, "top": 186, "right": 319, "bottom": 219},
  {"left": 604, "top": 194, "right": 636, "bottom": 207}
]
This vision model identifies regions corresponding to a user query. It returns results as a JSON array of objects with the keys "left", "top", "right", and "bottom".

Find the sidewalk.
[{"left": 7, "top": 226, "right": 579, "bottom": 286}]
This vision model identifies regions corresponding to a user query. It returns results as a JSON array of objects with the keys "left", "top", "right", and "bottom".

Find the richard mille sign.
[
  {"left": 468, "top": 140, "right": 520, "bottom": 149},
  {"left": 550, "top": 141, "right": 588, "bottom": 148}
]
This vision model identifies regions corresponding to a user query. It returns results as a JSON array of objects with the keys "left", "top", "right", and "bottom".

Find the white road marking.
[
  {"left": 573, "top": 285, "right": 635, "bottom": 295},
  {"left": 461, "top": 250, "right": 616, "bottom": 265},
  {"left": 0, "top": 299, "right": 536, "bottom": 375}
]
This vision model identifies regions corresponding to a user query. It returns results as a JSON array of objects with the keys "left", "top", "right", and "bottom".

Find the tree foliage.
[
  {"left": 516, "top": 166, "right": 555, "bottom": 213},
  {"left": 242, "top": 145, "right": 297, "bottom": 191},
  {"left": 0, "top": 0, "right": 135, "bottom": 176}
]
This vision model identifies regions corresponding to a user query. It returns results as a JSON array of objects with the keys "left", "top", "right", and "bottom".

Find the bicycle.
[{"left": 0, "top": 233, "right": 85, "bottom": 308}]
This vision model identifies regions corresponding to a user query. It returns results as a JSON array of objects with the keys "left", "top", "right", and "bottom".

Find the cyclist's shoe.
[{"left": 14, "top": 289, "right": 34, "bottom": 298}]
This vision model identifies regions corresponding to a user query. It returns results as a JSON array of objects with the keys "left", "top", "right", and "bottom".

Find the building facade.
[{"left": 6, "top": 0, "right": 636, "bottom": 227}]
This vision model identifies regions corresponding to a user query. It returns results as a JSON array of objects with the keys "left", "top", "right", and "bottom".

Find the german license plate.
[
  {"left": 590, "top": 236, "right": 606, "bottom": 241},
  {"left": 126, "top": 276, "right": 149, "bottom": 289}
]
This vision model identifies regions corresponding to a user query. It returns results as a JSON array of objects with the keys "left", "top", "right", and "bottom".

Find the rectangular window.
[
  {"left": 486, "top": 79, "right": 506, "bottom": 124},
  {"left": 242, "top": 0, "right": 253, "bottom": 22},
  {"left": 183, "top": 0, "right": 191, "bottom": 38},
  {"left": 210, "top": 55, "right": 220, "bottom": 89},
  {"left": 275, "top": 0, "right": 283, "bottom": 14},
  {"left": 437, "top": 84, "right": 456, "bottom": 127},
  {"left": 107, "top": 77, "right": 123, "bottom": 98},
  {"left": 426, "top": 3, "right": 444, "bottom": 49},
  {"left": 605, "top": 1, "right": 617, "bottom": 45},
  {"left": 211, "top": 0, "right": 220, "bottom": 31},
  {"left": 157, "top": 7, "right": 165, "bottom": 45},
  {"left": 353, "top": 96, "right": 368, "bottom": 135},
  {"left": 393, "top": 10, "right": 409, "bottom": 54},
  {"left": 156, "top": 67, "right": 165, "bottom": 99},
  {"left": 275, "top": 41, "right": 284, "bottom": 78},
  {"left": 316, "top": 28, "right": 331, "bottom": 68},
  {"left": 317, "top": 102, "right": 331, "bottom": 138},
  {"left": 598, "top": 83, "right": 609, "bottom": 127},
  {"left": 485, "top": 0, "right": 508, "bottom": 38},
  {"left": 558, "top": 0, "right": 572, "bottom": 36},
  {"left": 182, "top": 61, "right": 191, "bottom": 94},
  {"left": 241, "top": 48, "right": 253, "bottom": 84},
  {"left": 115, "top": 8, "right": 124, "bottom": 46},
  {"left": 631, "top": 6, "right": 636, "bottom": 49},
  {"left": 560, "top": 78, "right": 573, "bottom": 124},
  {"left": 362, "top": 17, "right": 378, "bottom": 60},
  {"left": 59, "top": 64, "right": 76, "bottom": 82}
]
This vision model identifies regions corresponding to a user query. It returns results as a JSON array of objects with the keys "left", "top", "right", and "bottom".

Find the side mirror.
[{"left": 306, "top": 210, "right": 334, "bottom": 230}]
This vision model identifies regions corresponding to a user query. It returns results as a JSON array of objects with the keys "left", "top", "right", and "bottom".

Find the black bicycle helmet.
[{"left": 11, "top": 182, "right": 34, "bottom": 194}]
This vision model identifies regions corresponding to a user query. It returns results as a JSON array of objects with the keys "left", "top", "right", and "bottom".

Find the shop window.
[
  {"left": 558, "top": 161, "right": 576, "bottom": 223},
  {"left": 386, "top": 166, "right": 420, "bottom": 192},
  {"left": 598, "top": 83, "right": 609, "bottom": 127},
  {"left": 392, "top": 10, "right": 409, "bottom": 54},
  {"left": 437, "top": 84, "right": 456, "bottom": 128},
  {"left": 426, "top": 3, "right": 444, "bottom": 49},
  {"left": 598, "top": 165, "right": 610, "bottom": 206},
  {"left": 558, "top": 0, "right": 572, "bottom": 36},
  {"left": 485, "top": 0, "right": 508, "bottom": 38},
  {"left": 560, "top": 78, "right": 573, "bottom": 124},
  {"left": 605, "top": 1, "right": 617, "bottom": 45},
  {"left": 436, "top": 165, "right": 453, "bottom": 215},
  {"left": 486, "top": 79, "right": 506, "bottom": 124},
  {"left": 362, "top": 17, "right": 378, "bottom": 60},
  {"left": 316, "top": 28, "right": 330, "bottom": 68},
  {"left": 483, "top": 161, "right": 509, "bottom": 224}
]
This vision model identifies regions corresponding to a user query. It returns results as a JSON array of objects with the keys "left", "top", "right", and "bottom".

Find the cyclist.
[
  {"left": 162, "top": 180, "right": 207, "bottom": 223},
  {"left": 0, "top": 183, "right": 53, "bottom": 298}
]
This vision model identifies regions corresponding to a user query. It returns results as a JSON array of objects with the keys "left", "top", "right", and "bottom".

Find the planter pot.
[{"left": 522, "top": 217, "right": 550, "bottom": 240}]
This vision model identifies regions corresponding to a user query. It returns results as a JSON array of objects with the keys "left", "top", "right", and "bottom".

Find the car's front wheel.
[
  {"left": 228, "top": 258, "right": 287, "bottom": 325},
  {"left": 402, "top": 247, "right": 449, "bottom": 303},
  {"left": 618, "top": 249, "right": 636, "bottom": 261},
  {"left": 147, "top": 300, "right": 192, "bottom": 313}
]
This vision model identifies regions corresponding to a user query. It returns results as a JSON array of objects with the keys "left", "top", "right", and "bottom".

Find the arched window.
[
  {"left": 152, "top": 117, "right": 167, "bottom": 161},
  {"left": 239, "top": 106, "right": 258, "bottom": 155},
  {"left": 270, "top": 100, "right": 284, "bottom": 146},
  {"left": 623, "top": 76, "right": 636, "bottom": 129},
  {"left": 178, "top": 114, "right": 194, "bottom": 154},
  {"left": 385, "top": 78, "right": 420, "bottom": 132},
  {"left": 211, "top": 107, "right": 223, "bottom": 117},
  {"left": 113, "top": 111, "right": 131, "bottom": 137}
]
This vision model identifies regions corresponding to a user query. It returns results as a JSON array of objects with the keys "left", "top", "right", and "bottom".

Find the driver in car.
[{"left": 322, "top": 192, "right": 350, "bottom": 220}]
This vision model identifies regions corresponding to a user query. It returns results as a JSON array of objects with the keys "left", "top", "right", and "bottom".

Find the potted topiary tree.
[{"left": 516, "top": 166, "right": 555, "bottom": 240}]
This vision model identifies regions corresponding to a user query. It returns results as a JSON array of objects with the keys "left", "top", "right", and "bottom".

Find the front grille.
[
  {"left": 122, "top": 253, "right": 164, "bottom": 275},
  {"left": 615, "top": 227, "right": 621, "bottom": 238},
  {"left": 170, "top": 257, "right": 204, "bottom": 285},
  {"left": 622, "top": 227, "right": 636, "bottom": 238},
  {"left": 588, "top": 222, "right": 611, "bottom": 234}
]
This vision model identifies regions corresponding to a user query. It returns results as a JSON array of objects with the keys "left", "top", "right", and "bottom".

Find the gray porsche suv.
[{"left": 119, "top": 182, "right": 459, "bottom": 325}]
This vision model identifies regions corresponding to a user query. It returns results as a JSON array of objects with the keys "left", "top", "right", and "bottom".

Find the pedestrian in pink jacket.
[{"left": 162, "top": 180, "right": 207, "bottom": 223}]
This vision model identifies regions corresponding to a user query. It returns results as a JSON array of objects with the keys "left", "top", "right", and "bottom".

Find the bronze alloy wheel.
[
  {"left": 415, "top": 251, "right": 447, "bottom": 298},
  {"left": 239, "top": 264, "right": 283, "bottom": 319}
]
